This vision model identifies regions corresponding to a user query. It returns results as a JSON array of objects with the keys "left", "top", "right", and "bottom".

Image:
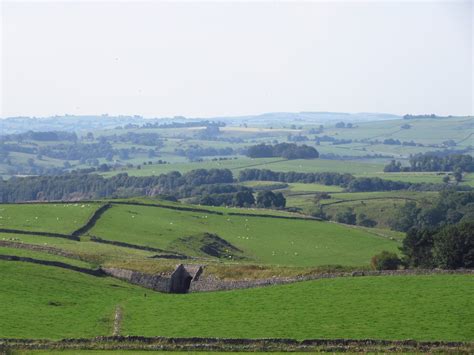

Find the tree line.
[
  {"left": 238, "top": 168, "right": 460, "bottom": 192},
  {"left": 393, "top": 191, "right": 474, "bottom": 269},
  {"left": 384, "top": 153, "right": 474, "bottom": 173},
  {"left": 246, "top": 143, "right": 319, "bottom": 159}
]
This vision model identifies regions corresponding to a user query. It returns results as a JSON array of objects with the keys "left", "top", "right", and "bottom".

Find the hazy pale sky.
[{"left": 1, "top": 0, "right": 472, "bottom": 118}]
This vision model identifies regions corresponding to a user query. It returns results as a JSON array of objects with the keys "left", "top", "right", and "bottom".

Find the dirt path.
[{"left": 112, "top": 305, "right": 122, "bottom": 336}]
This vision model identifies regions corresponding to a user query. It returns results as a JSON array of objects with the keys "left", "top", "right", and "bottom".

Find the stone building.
[
  {"left": 103, "top": 263, "right": 203, "bottom": 293},
  {"left": 170, "top": 264, "right": 203, "bottom": 293}
]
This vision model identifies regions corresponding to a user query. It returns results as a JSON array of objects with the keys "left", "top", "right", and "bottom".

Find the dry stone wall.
[
  {"left": 102, "top": 267, "right": 171, "bottom": 292},
  {"left": 190, "top": 269, "right": 474, "bottom": 292}
]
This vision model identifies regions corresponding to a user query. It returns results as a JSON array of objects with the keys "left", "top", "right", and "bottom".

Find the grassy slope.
[
  {"left": 0, "top": 261, "right": 136, "bottom": 338},
  {"left": 0, "top": 232, "right": 154, "bottom": 267},
  {"left": 0, "top": 203, "right": 100, "bottom": 234},
  {"left": 1, "top": 261, "right": 472, "bottom": 341},
  {"left": 89, "top": 204, "right": 399, "bottom": 267}
]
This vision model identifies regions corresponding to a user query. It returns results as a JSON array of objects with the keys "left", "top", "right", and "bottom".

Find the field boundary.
[
  {"left": 0, "top": 254, "right": 104, "bottom": 276},
  {"left": 228, "top": 158, "right": 288, "bottom": 171},
  {"left": 89, "top": 235, "right": 184, "bottom": 256},
  {"left": 71, "top": 203, "right": 112, "bottom": 237},
  {"left": 1, "top": 336, "right": 472, "bottom": 353},
  {"left": 0, "top": 228, "right": 79, "bottom": 241},
  {"left": 0, "top": 240, "right": 83, "bottom": 260},
  {"left": 189, "top": 268, "right": 474, "bottom": 292},
  {"left": 227, "top": 212, "right": 321, "bottom": 221},
  {"left": 111, "top": 201, "right": 224, "bottom": 215},
  {"left": 320, "top": 196, "right": 419, "bottom": 208}
]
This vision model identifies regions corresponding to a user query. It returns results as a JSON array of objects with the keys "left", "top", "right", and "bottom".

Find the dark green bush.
[{"left": 371, "top": 251, "right": 402, "bottom": 270}]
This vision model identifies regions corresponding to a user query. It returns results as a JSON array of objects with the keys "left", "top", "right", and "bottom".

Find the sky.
[{"left": 0, "top": 0, "right": 472, "bottom": 118}]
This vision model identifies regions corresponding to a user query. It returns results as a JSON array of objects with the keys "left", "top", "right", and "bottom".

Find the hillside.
[{"left": 0, "top": 199, "right": 399, "bottom": 269}]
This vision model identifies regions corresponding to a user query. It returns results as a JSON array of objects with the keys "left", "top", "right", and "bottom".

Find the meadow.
[
  {"left": 1, "top": 260, "right": 472, "bottom": 341},
  {"left": 89, "top": 203, "right": 399, "bottom": 267},
  {"left": 0, "top": 203, "right": 100, "bottom": 234}
]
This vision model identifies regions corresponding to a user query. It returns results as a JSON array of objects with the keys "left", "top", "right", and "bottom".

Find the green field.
[
  {"left": 99, "top": 157, "right": 387, "bottom": 178},
  {"left": 1, "top": 260, "right": 472, "bottom": 341},
  {"left": 0, "top": 203, "right": 100, "bottom": 234},
  {"left": 89, "top": 203, "right": 399, "bottom": 267},
  {"left": 287, "top": 182, "right": 344, "bottom": 193}
]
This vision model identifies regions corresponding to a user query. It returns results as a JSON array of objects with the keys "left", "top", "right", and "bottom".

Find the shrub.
[
  {"left": 357, "top": 213, "right": 377, "bottom": 227},
  {"left": 371, "top": 251, "right": 401, "bottom": 270},
  {"left": 335, "top": 209, "right": 356, "bottom": 225}
]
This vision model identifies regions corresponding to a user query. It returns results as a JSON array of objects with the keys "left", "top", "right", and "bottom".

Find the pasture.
[
  {"left": 0, "top": 203, "right": 100, "bottom": 234},
  {"left": 1, "top": 260, "right": 472, "bottom": 341},
  {"left": 89, "top": 203, "right": 399, "bottom": 267}
]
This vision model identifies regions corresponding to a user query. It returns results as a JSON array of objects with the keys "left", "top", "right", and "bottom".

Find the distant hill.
[{"left": 0, "top": 112, "right": 403, "bottom": 134}]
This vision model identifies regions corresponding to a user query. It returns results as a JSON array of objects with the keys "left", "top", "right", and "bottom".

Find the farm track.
[
  {"left": 112, "top": 306, "right": 122, "bottom": 336},
  {"left": 1, "top": 336, "right": 472, "bottom": 353}
]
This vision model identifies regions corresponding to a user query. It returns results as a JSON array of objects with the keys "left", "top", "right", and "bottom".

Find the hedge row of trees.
[
  {"left": 246, "top": 143, "right": 319, "bottom": 159},
  {"left": 100, "top": 132, "right": 164, "bottom": 147},
  {"left": 239, "top": 169, "right": 353, "bottom": 186},
  {"left": 0, "top": 131, "right": 78, "bottom": 143},
  {"left": 384, "top": 154, "right": 474, "bottom": 173},
  {"left": 0, "top": 168, "right": 234, "bottom": 202},
  {"left": 238, "top": 169, "right": 453, "bottom": 192}
]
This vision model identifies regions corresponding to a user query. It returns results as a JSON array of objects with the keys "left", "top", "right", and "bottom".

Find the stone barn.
[{"left": 170, "top": 264, "right": 203, "bottom": 293}]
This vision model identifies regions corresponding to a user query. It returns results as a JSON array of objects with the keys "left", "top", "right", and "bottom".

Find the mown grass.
[
  {"left": 1, "top": 260, "right": 472, "bottom": 341},
  {"left": 90, "top": 204, "right": 399, "bottom": 267},
  {"left": 0, "top": 203, "right": 100, "bottom": 234}
]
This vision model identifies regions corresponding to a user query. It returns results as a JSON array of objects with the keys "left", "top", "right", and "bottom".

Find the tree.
[
  {"left": 232, "top": 191, "right": 255, "bottom": 207},
  {"left": 256, "top": 191, "right": 286, "bottom": 209},
  {"left": 313, "top": 192, "right": 331, "bottom": 204},
  {"left": 371, "top": 251, "right": 401, "bottom": 270},
  {"left": 273, "top": 192, "right": 286, "bottom": 208},
  {"left": 443, "top": 175, "right": 450, "bottom": 184},
  {"left": 357, "top": 213, "right": 376, "bottom": 227},
  {"left": 384, "top": 160, "right": 402, "bottom": 172},
  {"left": 400, "top": 228, "right": 435, "bottom": 268},
  {"left": 389, "top": 201, "right": 420, "bottom": 232},
  {"left": 335, "top": 209, "right": 356, "bottom": 225},
  {"left": 454, "top": 168, "right": 463, "bottom": 182},
  {"left": 433, "top": 221, "right": 474, "bottom": 269}
]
